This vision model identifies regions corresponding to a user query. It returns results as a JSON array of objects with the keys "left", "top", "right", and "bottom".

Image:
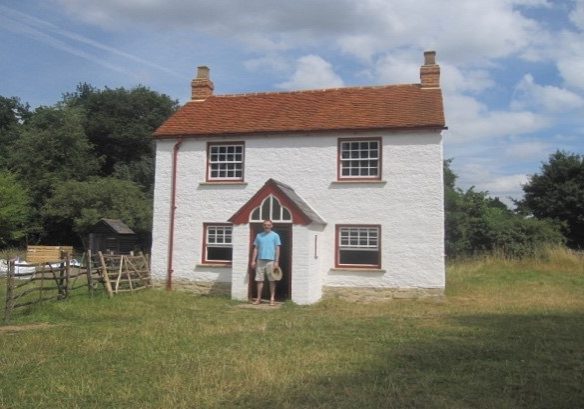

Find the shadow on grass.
[{"left": 226, "top": 312, "right": 584, "bottom": 409}]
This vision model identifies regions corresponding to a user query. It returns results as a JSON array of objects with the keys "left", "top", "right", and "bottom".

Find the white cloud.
[
  {"left": 244, "top": 55, "right": 289, "bottom": 73},
  {"left": 554, "top": 31, "right": 584, "bottom": 90},
  {"left": 445, "top": 94, "right": 549, "bottom": 144},
  {"left": 570, "top": 0, "right": 584, "bottom": 30},
  {"left": 503, "top": 140, "right": 551, "bottom": 161},
  {"left": 54, "top": 0, "right": 547, "bottom": 63},
  {"left": 277, "top": 55, "right": 344, "bottom": 90},
  {"left": 452, "top": 159, "right": 528, "bottom": 203},
  {"left": 441, "top": 64, "right": 495, "bottom": 94},
  {"left": 373, "top": 51, "right": 419, "bottom": 85},
  {"left": 512, "top": 74, "right": 584, "bottom": 112},
  {"left": 482, "top": 173, "right": 529, "bottom": 198}
]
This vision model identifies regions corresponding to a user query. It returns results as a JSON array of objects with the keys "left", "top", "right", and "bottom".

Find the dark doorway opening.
[{"left": 248, "top": 223, "right": 292, "bottom": 302}]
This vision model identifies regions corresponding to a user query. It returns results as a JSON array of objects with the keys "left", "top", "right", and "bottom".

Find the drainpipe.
[{"left": 166, "top": 138, "right": 183, "bottom": 290}]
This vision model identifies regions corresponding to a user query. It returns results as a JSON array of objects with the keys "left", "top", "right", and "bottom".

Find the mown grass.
[{"left": 1, "top": 247, "right": 583, "bottom": 408}]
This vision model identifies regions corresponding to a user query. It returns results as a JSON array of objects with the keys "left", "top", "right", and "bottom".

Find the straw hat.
[{"left": 272, "top": 266, "right": 283, "bottom": 281}]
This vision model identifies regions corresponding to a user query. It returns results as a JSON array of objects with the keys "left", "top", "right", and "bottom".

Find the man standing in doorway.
[{"left": 251, "top": 219, "right": 281, "bottom": 306}]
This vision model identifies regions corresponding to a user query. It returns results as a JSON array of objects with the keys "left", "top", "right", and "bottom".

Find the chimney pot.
[
  {"left": 191, "top": 65, "right": 214, "bottom": 100},
  {"left": 196, "top": 66, "right": 210, "bottom": 80}
]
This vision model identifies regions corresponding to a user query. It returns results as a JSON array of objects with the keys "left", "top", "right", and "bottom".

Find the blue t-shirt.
[{"left": 254, "top": 231, "right": 281, "bottom": 260}]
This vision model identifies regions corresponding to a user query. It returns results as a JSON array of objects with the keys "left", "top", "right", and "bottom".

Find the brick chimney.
[
  {"left": 191, "top": 66, "right": 214, "bottom": 100},
  {"left": 420, "top": 51, "right": 440, "bottom": 88}
]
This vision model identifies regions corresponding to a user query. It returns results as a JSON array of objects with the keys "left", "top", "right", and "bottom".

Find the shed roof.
[
  {"left": 96, "top": 219, "right": 135, "bottom": 235},
  {"left": 154, "top": 84, "right": 445, "bottom": 138}
]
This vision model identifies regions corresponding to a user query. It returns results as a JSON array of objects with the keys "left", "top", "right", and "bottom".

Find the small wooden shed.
[{"left": 88, "top": 219, "right": 139, "bottom": 255}]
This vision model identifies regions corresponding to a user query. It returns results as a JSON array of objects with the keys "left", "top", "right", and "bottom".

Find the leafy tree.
[
  {"left": 42, "top": 177, "right": 152, "bottom": 247},
  {"left": 63, "top": 84, "right": 178, "bottom": 190},
  {"left": 0, "top": 171, "right": 32, "bottom": 247},
  {"left": 481, "top": 207, "right": 564, "bottom": 257},
  {"left": 444, "top": 160, "right": 564, "bottom": 258},
  {"left": 111, "top": 155, "right": 155, "bottom": 196},
  {"left": 6, "top": 106, "right": 101, "bottom": 205},
  {"left": 517, "top": 151, "right": 584, "bottom": 249},
  {"left": 0, "top": 96, "right": 31, "bottom": 167}
]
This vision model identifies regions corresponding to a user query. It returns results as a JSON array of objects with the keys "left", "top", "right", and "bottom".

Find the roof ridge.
[{"left": 190, "top": 83, "right": 421, "bottom": 100}]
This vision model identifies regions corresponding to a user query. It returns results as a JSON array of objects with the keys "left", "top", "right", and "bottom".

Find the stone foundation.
[
  {"left": 323, "top": 286, "right": 444, "bottom": 302},
  {"left": 152, "top": 279, "right": 231, "bottom": 296}
]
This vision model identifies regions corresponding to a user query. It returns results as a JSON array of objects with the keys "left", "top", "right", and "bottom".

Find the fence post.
[
  {"left": 87, "top": 250, "right": 94, "bottom": 297},
  {"left": 98, "top": 251, "right": 114, "bottom": 298},
  {"left": 4, "top": 260, "right": 15, "bottom": 323},
  {"left": 64, "top": 256, "right": 70, "bottom": 299}
]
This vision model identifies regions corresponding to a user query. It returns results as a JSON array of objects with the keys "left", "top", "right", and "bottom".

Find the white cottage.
[{"left": 151, "top": 51, "right": 446, "bottom": 304}]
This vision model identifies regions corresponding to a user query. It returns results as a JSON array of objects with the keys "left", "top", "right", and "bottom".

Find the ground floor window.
[
  {"left": 336, "top": 225, "right": 381, "bottom": 268},
  {"left": 203, "top": 224, "right": 233, "bottom": 264}
]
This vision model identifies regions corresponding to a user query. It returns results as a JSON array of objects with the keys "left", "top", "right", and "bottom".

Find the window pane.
[
  {"left": 261, "top": 198, "right": 270, "bottom": 219},
  {"left": 282, "top": 208, "right": 291, "bottom": 220},
  {"left": 339, "top": 140, "right": 380, "bottom": 179},
  {"left": 272, "top": 197, "right": 281, "bottom": 219},
  {"left": 207, "top": 247, "right": 233, "bottom": 262},
  {"left": 208, "top": 144, "right": 244, "bottom": 180},
  {"left": 339, "top": 249, "right": 379, "bottom": 266}
]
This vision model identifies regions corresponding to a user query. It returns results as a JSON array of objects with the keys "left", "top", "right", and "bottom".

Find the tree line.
[
  {"left": 0, "top": 85, "right": 178, "bottom": 249},
  {"left": 1, "top": 86, "right": 583, "bottom": 256}
]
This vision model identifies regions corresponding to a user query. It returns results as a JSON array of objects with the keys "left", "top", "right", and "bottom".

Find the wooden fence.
[
  {"left": 3, "top": 258, "right": 93, "bottom": 323},
  {"left": 3, "top": 251, "right": 152, "bottom": 323},
  {"left": 92, "top": 252, "right": 152, "bottom": 297}
]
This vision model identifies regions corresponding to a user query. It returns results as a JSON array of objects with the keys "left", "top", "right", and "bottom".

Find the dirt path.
[{"left": 0, "top": 323, "right": 59, "bottom": 333}]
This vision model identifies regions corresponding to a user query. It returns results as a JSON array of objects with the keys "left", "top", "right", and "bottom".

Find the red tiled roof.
[{"left": 153, "top": 84, "right": 445, "bottom": 138}]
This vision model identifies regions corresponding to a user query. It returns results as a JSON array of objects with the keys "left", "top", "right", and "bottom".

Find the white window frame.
[
  {"left": 249, "top": 195, "right": 292, "bottom": 223},
  {"left": 338, "top": 138, "right": 381, "bottom": 180},
  {"left": 207, "top": 142, "right": 245, "bottom": 182},
  {"left": 203, "top": 224, "right": 233, "bottom": 264},
  {"left": 336, "top": 225, "right": 381, "bottom": 268}
]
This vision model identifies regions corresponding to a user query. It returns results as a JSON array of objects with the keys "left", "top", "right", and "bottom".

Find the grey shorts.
[{"left": 255, "top": 260, "right": 275, "bottom": 282}]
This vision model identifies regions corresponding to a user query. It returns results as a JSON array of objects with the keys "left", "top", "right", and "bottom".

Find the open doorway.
[{"left": 248, "top": 223, "right": 292, "bottom": 302}]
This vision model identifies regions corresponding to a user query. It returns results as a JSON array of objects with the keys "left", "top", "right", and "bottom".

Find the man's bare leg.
[
  {"left": 269, "top": 281, "right": 276, "bottom": 305},
  {"left": 254, "top": 281, "right": 263, "bottom": 304}
]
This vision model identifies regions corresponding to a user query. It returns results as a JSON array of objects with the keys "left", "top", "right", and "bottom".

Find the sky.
[{"left": 1, "top": 0, "right": 583, "bottom": 206}]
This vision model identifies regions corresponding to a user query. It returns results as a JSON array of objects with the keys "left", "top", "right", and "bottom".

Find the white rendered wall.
[
  {"left": 231, "top": 224, "right": 249, "bottom": 300},
  {"left": 151, "top": 130, "right": 445, "bottom": 298}
]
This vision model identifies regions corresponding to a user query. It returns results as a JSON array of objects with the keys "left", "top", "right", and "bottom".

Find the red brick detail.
[{"left": 420, "top": 65, "right": 440, "bottom": 88}]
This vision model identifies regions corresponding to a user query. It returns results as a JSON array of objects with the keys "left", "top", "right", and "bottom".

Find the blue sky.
[{"left": 1, "top": 0, "right": 583, "bottom": 205}]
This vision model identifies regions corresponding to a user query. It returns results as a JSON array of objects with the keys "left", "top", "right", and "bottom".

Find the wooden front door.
[{"left": 248, "top": 223, "right": 292, "bottom": 301}]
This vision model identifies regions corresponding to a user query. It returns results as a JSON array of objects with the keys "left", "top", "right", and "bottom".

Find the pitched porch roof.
[{"left": 229, "top": 179, "right": 326, "bottom": 225}]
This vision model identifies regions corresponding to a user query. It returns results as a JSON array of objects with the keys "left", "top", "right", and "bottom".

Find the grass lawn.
[{"left": 1, "top": 249, "right": 583, "bottom": 408}]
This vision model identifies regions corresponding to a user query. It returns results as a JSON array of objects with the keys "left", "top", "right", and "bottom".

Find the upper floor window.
[
  {"left": 250, "top": 195, "right": 292, "bottom": 223},
  {"left": 336, "top": 225, "right": 381, "bottom": 268},
  {"left": 207, "top": 142, "right": 244, "bottom": 182},
  {"left": 338, "top": 138, "right": 381, "bottom": 180},
  {"left": 203, "top": 224, "right": 233, "bottom": 264}
]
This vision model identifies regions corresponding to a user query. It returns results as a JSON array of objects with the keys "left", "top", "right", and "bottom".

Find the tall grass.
[{"left": 1, "top": 247, "right": 583, "bottom": 408}]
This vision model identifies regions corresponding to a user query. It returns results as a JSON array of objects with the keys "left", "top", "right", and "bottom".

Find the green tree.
[
  {"left": 42, "top": 177, "right": 152, "bottom": 247},
  {"left": 64, "top": 84, "right": 178, "bottom": 190},
  {"left": 517, "top": 151, "right": 584, "bottom": 249},
  {"left": 444, "top": 160, "right": 564, "bottom": 258},
  {"left": 6, "top": 106, "right": 101, "bottom": 205},
  {"left": 0, "top": 171, "right": 32, "bottom": 246},
  {"left": 0, "top": 96, "right": 31, "bottom": 167}
]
